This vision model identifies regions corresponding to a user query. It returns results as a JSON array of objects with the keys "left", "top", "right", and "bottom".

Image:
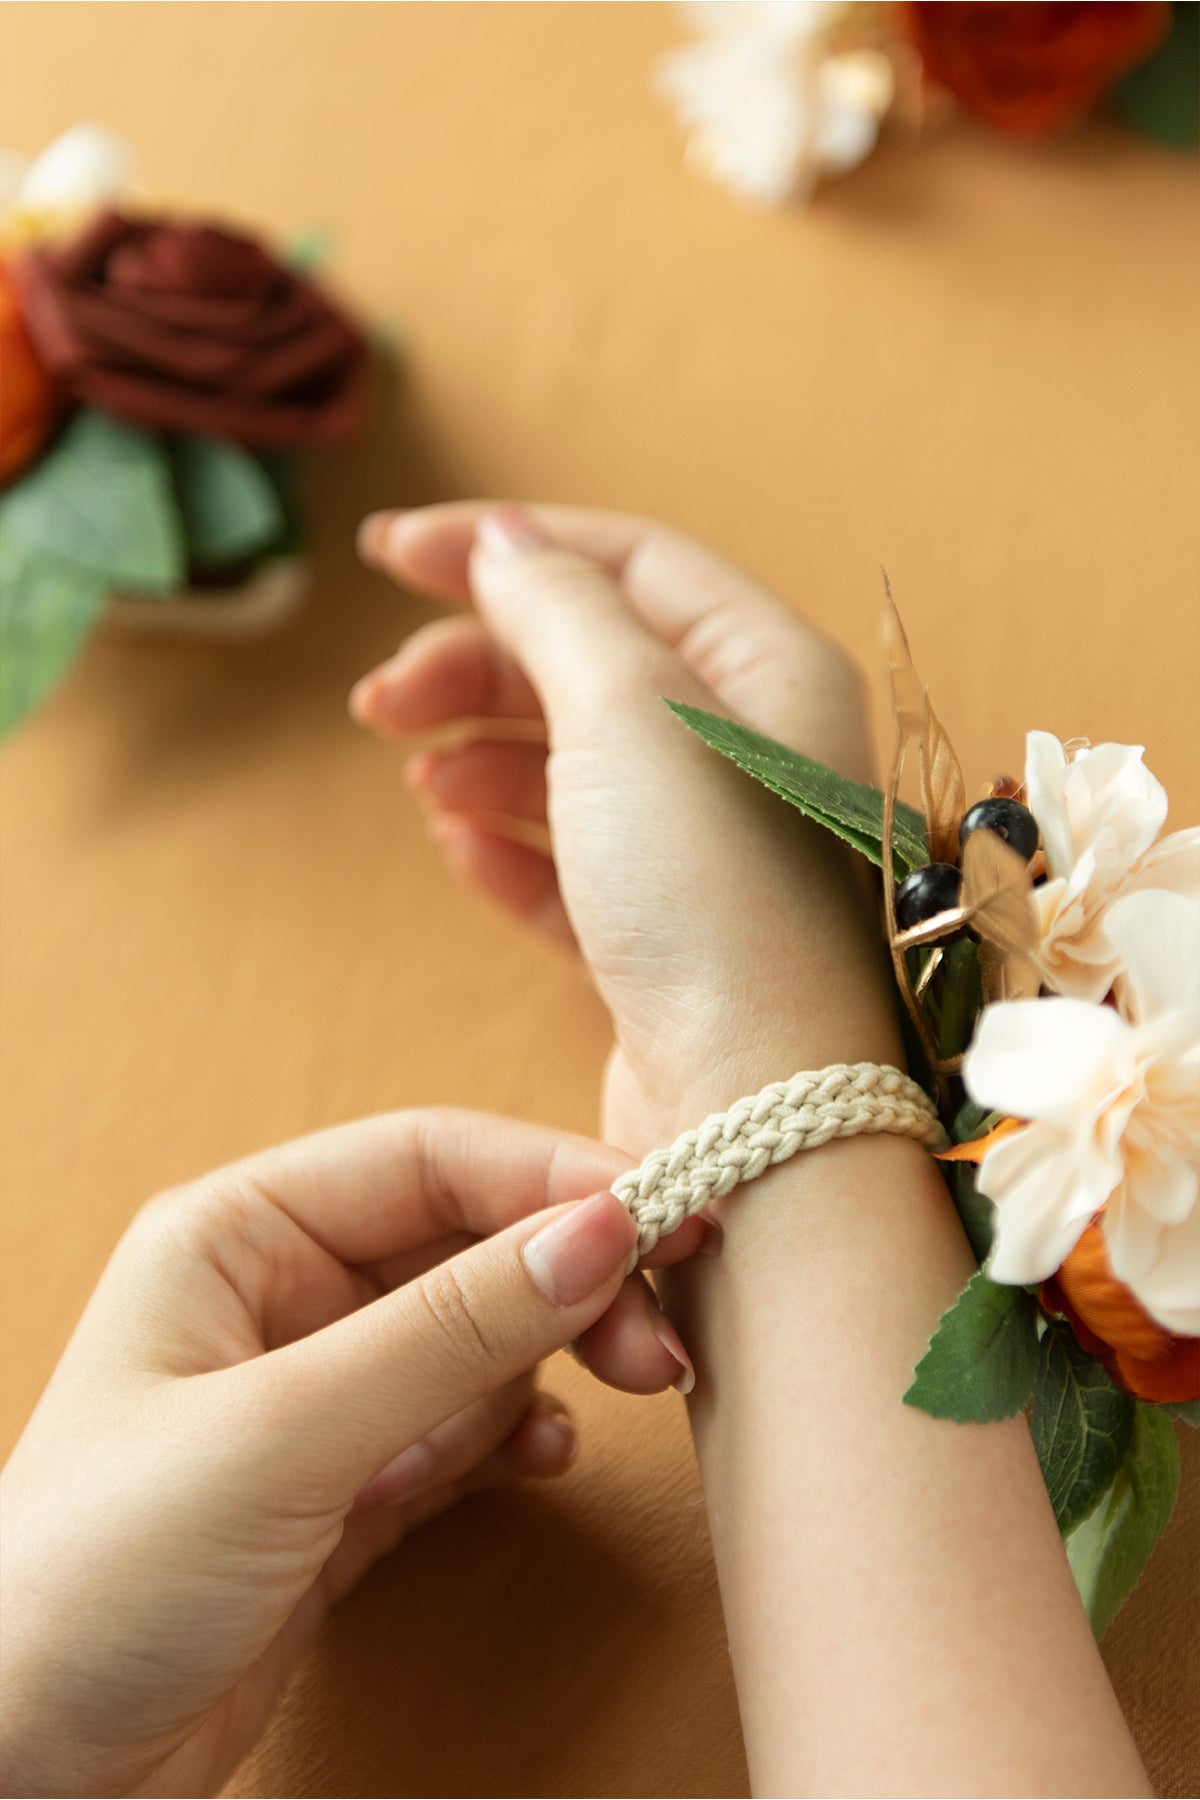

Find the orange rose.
[
  {"left": 0, "top": 261, "right": 57, "bottom": 485},
  {"left": 1042, "top": 1220, "right": 1200, "bottom": 1403},
  {"left": 901, "top": 3, "right": 1170, "bottom": 137}
]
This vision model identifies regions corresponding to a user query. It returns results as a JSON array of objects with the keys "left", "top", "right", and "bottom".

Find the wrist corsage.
[{"left": 671, "top": 585, "right": 1198, "bottom": 1637}]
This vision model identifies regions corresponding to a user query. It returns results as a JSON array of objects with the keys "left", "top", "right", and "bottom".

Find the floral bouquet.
[
  {"left": 673, "top": 590, "right": 1198, "bottom": 1635},
  {"left": 657, "top": 0, "right": 1197, "bottom": 209},
  {"left": 0, "top": 125, "right": 367, "bottom": 737}
]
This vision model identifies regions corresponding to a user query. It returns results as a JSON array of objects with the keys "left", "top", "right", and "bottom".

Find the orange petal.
[{"left": 937, "top": 1117, "right": 1023, "bottom": 1163}]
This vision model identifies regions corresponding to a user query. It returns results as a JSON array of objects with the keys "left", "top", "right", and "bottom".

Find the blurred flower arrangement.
[
  {"left": 657, "top": 1, "right": 1198, "bottom": 207},
  {"left": 0, "top": 124, "right": 367, "bottom": 737},
  {"left": 672, "top": 594, "right": 1198, "bottom": 1635}
]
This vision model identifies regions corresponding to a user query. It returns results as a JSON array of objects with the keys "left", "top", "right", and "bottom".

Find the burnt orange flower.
[
  {"left": 901, "top": 3, "right": 1170, "bottom": 137},
  {"left": 0, "top": 261, "right": 57, "bottom": 485},
  {"left": 1042, "top": 1220, "right": 1200, "bottom": 1403}
]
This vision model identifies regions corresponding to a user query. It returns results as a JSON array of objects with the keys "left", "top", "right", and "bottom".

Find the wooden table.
[{"left": 2, "top": 6, "right": 1196, "bottom": 1794}]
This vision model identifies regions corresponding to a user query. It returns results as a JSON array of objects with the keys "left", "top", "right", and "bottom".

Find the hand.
[
  {"left": 353, "top": 504, "right": 902, "bottom": 1154},
  {"left": 0, "top": 1110, "right": 702, "bottom": 1798}
]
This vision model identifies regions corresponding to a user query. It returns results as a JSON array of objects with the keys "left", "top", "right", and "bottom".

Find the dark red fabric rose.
[
  {"left": 901, "top": 3, "right": 1170, "bottom": 136},
  {"left": 11, "top": 210, "right": 365, "bottom": 448}
]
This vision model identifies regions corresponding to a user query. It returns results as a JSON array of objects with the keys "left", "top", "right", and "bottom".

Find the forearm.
[{"left": 662, "top": 1137, "right": 1150, "bottom": 1798}]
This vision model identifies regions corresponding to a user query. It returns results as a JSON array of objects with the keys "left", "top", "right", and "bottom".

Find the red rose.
[
  {"left": 11, "top": 210, "right": 365, "bottom": 449},
  {"left": 1042, "top": 1221, "right": 1200, "bottom": 1404},
  {"left": 901, "top": 3, "right": 1170, "bottom": 136}
]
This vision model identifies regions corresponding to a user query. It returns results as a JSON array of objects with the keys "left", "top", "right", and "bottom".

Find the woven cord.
[{"left": 613, "top": 1062, "right": 947, "bottom": 1260}]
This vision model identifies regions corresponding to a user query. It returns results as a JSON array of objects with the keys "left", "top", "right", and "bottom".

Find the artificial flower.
[
  {"left": 900, "top": 2, "right": 1169, "bottom": 137},
  {"left": 1042, "top": 1220, "right": 1200, "bottom": 1402},
  {"left": 1025, "top": 730, "right": 1200, "bottom": 1002},
  {"left": 655, "top": 1, "right": 895, "bottom": 207},
  {"left": 964, "top": 888, "right": 1200, "bottom": 1336},
  {"left": 0, "top": 260, "right": 58, "bottom": 484},
  {"left": 11, "top": 210, "right": 365, "bottom": 448},
  {"left": 1, "top": 122, "right": 136, "bottom": 247}
]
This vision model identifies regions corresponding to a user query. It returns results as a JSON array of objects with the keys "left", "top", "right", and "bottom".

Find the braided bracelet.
[{"left": 613, "top": 1061, "right": 947, "bottom": 1260}]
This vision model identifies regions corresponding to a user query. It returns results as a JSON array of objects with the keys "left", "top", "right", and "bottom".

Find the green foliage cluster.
[{"left": 0, "top": 411, "right": 295, "bottom": 735}]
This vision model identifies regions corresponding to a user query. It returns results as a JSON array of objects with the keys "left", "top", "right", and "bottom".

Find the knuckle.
[{"left": 416, "top": 1260, "right": 504, "bottom": 1377}]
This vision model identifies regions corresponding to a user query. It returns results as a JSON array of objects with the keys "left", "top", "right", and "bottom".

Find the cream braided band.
[{"left": 613, "top": 1062, "right": 947, "bottom": 1260}]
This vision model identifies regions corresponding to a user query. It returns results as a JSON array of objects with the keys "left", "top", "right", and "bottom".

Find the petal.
[
  {"left": 980, "top": 1125, "right": 1100, "bottom": 1285},
  {"left": 1108, "top": 889, "right": 1200, "bottom": 1028},
  {"left": 1065, "top": 742, "right": 1167, "bottom": 877},
  {"left": 1024, "top": 731, "right": 1073, "bottom": 879},
  {"left": 19, "top": 121, "right": 137, "bottom": 217},
  {"left": 656, "top": 33, "right": 814, "bottom": 205},
  {"left": 964, "top": 997, "right": 1132, "bottom": 1129},
  {"left": 1106, "top": 1188, "right": 1200, "bottom": 1337}
]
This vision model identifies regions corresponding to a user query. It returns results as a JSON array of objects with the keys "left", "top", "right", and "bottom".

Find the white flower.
[
  {"left": 655, "top": 2, "right": 893, "bottom": 208},
  {"left": 1026, "top": 729, "right": 1200, "bottom": 1001},
  {"left": 964, "top": 889, "right": 1200, "bottom": 1336},
  {"left": 1, "top": 122, "right": 136, "bottom": 244}
]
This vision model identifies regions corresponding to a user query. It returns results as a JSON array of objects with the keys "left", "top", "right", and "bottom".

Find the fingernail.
[
  {"left": 477, "top": 507, "right": 552, "bottom": 561},
  {"left": 348, "top": 674, "right": 382, "bottom": 722},
  {"left": 649, "top": 1308, "right": 695, "bottom": 1396},
  {"left": 522, "top": 1192, "right": 634, "bottom": 1307},
  {"left": 531, "top": 1409, "right": 578, "bottom": 1466},
  {"left": 357, "top": 510, "right": 402, "bottom": 565},
  {"left": 698, "top": 1218, "right": 725, "bottom": 1258},
  {"left": 404, "top": 751, "right": 436, "bottom": 793}
]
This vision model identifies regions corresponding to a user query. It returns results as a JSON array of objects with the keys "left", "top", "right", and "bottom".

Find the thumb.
[
  {"left": 244, "top": 1192, "right": 637, "bottom": 1499},
  {"left": 470, "top": 508, "right": 696, "bottom": 747}
]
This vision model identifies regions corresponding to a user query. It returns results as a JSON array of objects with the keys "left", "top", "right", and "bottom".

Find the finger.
[
  {"left": 408, "top": 741, "right": 548, "bottom": 826},
  {"left": 429, "top": 817, "right": 575, "bottom": 947},
  {"left": 324, "top": 1392, "right": 576, "bottom": 1602},
  {"left": 360, "top": 502, "right": 871, "bottom": 778},
  {"left": 245, "top": 1191, "right": 637, "bottom": 1494},
  {"left": 212, "top": 1109, "right": 632, "bottom": 1267},
  {"left": 469, "top": 510, "right": 707, "bottom": 750},
  {"left": 349, "top": 1374, "right": 538, "bottom": 1515},
  {"left": 574, "top": 1271, "right": 695, "bottom": 1396},
  {"left": 350, "top": 614, "right": 541, "bottom": 737}
]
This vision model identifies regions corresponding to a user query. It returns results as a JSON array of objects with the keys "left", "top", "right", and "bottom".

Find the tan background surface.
[{"left": 1, "top": 5, "right": 1198, "bottom": 1795}]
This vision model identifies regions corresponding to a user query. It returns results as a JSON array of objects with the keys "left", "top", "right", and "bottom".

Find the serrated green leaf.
[
  {"left": 170, "top": 436, "right": 288, "bottom": 567},
  {"left": 1114, "top": 2, "right": 1199, "bottom": 148},
  {"left": 1, "top": 410, "right": 183, "bottom": 594},
  {"left": 1159, "top": 1398, "right": 1200, "bottom": 1428},
  {"left": 904, "top": 1271, "right": 1039, "bottom": 1422},
  {"left": 1032, "top": 1323, "right": 1136, "bottom": 1537},
  {"left": 667, "top": 702, "right": 928, "bottom": 877},
  {"left": 0, "top": 517, "right": 106, "bottom": 736},
  {"left": 1067, "top": 1403, "right": 1180, "bottom": 1638}
]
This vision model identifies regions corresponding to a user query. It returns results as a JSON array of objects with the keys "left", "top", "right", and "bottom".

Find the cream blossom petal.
[
  {"left": 1109, "top": 878, "right": 1200, "bottom": 1030},
  {"left": 1025, "top": 732, "right": 1196, "bottom": 998},
  {"left": 968, "top": 889, "right": 1199, "bottom": 1332},
  {"left": 964, "top": 996, "right": 1131, "bottom": 1130},
  {"left": 655, "top": 0, "right": 891, "bottom": 208},
  {"left": 1106, "top": 1182, "right": 1200, "bottom": 1338},
  {"left": 975, "top": 1125, "right": 1105, "bottom": 1286}
]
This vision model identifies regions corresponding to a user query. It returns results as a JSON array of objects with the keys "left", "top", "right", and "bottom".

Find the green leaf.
[
  {"left": 1, "top": 410, "right": 183, "bottom": 594},
  {"left": 667, "top": 702, "right": 929, "bottom": 877},
  {"left": 169, "top": 436, "right": 288, "bottom": 567},
  {"left": 1113, "top": 3, "right": 1199, "bottom": 149},
  {"left": 1032, "top": 1323, "right": 1136, "bottom": 1537},
  {"left": 904, "top": 1272, "right": 1039, "bottom": 1422},
  {"left": 949, "top": 1160, "right": 995, "bottom": 1265},
  {"left": 0, "top": 517, "right": 106, "bottom": 736},
  {"left": 1159, "top": 1398, "right": 1200, "bottom": 1428},
  {"left": 1067, "top": 1403, "right": 1180, "bottom": 1638}
]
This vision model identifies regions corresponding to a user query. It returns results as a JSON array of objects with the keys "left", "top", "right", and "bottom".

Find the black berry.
[
  {"left": 894, "top": 863, "right": 962, "bottom": 934},
  {"left": 959, "top": 798, "right": 1039, "bottom": 863}
]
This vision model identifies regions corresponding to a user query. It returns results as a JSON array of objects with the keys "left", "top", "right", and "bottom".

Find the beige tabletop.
[{"left": 1, "top": 6, "right": 1197, "bottom": 1796}]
